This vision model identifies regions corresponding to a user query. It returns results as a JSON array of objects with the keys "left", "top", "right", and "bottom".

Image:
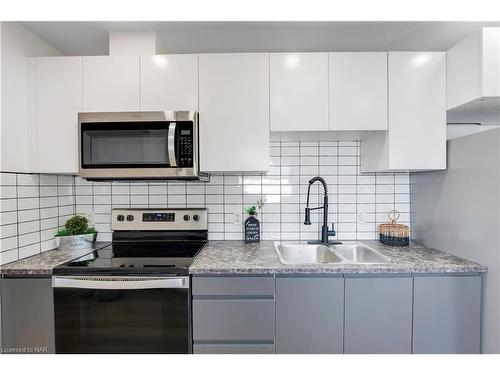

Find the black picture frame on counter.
[{"left": 244, "top": 215, "right": 260, "bottom": 243}]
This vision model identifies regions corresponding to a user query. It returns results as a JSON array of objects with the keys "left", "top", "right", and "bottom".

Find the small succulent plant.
[
  {"left": 245, "top": 206, "right": 258, "bottom": 216},
  {"left": 56, "top": 215, "right": 97, "bottom": 237}
]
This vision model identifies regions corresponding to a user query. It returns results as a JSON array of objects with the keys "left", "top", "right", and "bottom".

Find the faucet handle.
[{"left": 329, "top": 223, "right": 336, "bottom": 236}]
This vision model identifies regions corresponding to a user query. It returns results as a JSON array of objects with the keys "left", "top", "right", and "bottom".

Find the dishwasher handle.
[{"left": 52, "top": 276, "right": 188, "bottom": 290}]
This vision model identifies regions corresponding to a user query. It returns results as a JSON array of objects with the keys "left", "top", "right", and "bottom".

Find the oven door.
[
  {"left": 78, "top": 111, "right": 198, "bottom": 180},
  {"left": 52, "top": 275, "right": 191, "bottom": 354}
]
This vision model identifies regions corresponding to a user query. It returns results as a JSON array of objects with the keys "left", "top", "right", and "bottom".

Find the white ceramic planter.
[{"left": 56, "top": 233, "right": 95, "bottom": 251}]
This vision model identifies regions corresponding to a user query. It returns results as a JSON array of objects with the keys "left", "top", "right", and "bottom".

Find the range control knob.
[
  {"left": 117, "top": 215, "right": 125, "bottom": 222},
  {"left": 183, "top": 214, "right": 190, "bottom": 221},
  {"left": 126, "top": 215, "right": 134, "bottom": 221},
  {"left": 193, "top": 214, "right": 199, "bottom": 222}
]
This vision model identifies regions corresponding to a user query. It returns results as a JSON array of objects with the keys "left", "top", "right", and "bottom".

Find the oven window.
[
  {"left": 54, "top": 287, "right": 189, "bottom": 354},
  {"left": 81, "top": 122, "right": 171, "bottom": 168}
]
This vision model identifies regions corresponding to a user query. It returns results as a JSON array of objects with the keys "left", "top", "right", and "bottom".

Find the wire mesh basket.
[{"left": 379, "top": 210, "right": 409, "bottom": 247}]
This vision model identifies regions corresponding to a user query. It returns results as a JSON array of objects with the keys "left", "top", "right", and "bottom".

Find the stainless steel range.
[{"left": 52, "top": 208, "right": 207, "bottom": 354}]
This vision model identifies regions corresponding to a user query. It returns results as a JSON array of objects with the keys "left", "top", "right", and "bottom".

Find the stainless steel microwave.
[{"left": 78, "top": 111, "right": 200, "bottom": 180}]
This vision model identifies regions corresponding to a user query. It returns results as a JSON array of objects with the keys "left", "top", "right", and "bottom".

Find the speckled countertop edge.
[
  {"left": 0, "top": 240, "right": 487, "bottom": 276},
  {"left": 0, "top": 242, "right": 111, "bottom": 276},
  {"left": 189, "top": 240, "right": 487, "bottom": 275}
]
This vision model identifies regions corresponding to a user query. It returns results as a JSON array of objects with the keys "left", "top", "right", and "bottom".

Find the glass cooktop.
[{"left": 53, "top": 242, "right": 206, "bottom": 276}]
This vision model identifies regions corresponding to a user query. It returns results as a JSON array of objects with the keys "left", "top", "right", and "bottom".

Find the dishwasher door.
[{"left": 52, "top": 275, "right": 190, "bottom": 354}]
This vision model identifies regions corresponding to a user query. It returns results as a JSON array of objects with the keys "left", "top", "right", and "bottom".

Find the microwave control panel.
[{"left": 177, "top": 122, "right": 194, "bottom": 168}]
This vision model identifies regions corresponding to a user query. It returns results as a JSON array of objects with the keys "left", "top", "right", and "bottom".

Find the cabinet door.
[
  {"left": 387, "top": 52, "right": 446, "bottom": 170},
  {"left": 270, "top": 53, "right": 328, "bottom": 131},
  {"left": 198, "top": 53, "right": 270, "bottom": 172},
  {"left": 36, "top": 57, "right": 82, "bottom": 174},
  {"left": 140, "top": 54, "right": 198, "bottom": 111},
  {"left": 413, "top": 276, "right": 481, "bottom": 354},
  {"left": 276, "top": 276, "right": 344, "bottom": 354},
  {"left": 83, "top": 56, "right": 140, "bottom": 111},
  {"left": 361, "top": 52, "right": 446, "bottom": 172},
  {"left": 344, "top": 276, "right": 412, "bottom": 354},
  {"left": 329, "top": 52, "right": 387, "bottom": 131},
  {"left": 1, "top": 278, "right": 55, "bottom": 353}
]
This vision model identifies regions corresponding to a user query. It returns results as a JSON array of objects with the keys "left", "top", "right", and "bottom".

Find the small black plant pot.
[{"left": 245, "top": 215, "right": 260, "bottom": 243}]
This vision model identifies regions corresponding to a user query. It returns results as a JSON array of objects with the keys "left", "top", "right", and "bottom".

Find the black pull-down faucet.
[{"left": 304, "top": 176, "right": 342, "bottom": 245}]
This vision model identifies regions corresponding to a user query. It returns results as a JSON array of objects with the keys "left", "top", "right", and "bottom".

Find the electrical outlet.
[
  {"left": 357, "top": 211, "right": 367, "bottom": 224},
  {"left": 233, "top": 213, "right": 242, "bottom": 225}
]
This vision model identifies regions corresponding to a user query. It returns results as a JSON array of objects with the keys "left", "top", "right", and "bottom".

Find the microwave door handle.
[
  {"left": 52, "top": 276, "right": 188, "bottom": 290},
  {"left": 168, "top": 122, "right": 177, "bottom": 167}
]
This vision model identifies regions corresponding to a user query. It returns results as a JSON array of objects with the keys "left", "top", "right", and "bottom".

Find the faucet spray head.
[{"left": 304, "top": 207, "right": 311, "bottom": 225}]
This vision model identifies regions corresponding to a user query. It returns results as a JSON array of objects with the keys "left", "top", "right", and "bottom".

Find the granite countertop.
[
  {"left": 0, "top": 242, "right": 111, "bottom": 276},
  {"left": 189, "top": 240, "right": 487, "bottom": 275},
  {"left": 0, "top": 240, "right": 486, "bottom": 276}
]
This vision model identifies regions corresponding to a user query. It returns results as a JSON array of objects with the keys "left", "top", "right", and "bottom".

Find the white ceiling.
[{"left": 21, "top": 21, "right": 500, "bottom": 56}]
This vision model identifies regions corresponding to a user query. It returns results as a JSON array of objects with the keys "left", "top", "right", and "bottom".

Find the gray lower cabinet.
[
  {"left": 192, "top": 276, "right": 275, "bottom": 354},
  {"left": 275, "top": 276, "right": 344, "bottom": 354},
  {"left": 0, "top": 277, "right": 55, "bottom": 354},
  {"left": 412, "top": 275, "right": 482, "bottom": 354},
  {"left": 344, "top": 276, "right": 413, "bottom": 354}
]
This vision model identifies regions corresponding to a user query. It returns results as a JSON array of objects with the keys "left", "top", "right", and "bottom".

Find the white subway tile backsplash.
[
  {"left": 1, "top": 211, "right": 18, "bottom": 225},
  {"left": 0, "top": 141, "right": 411, "bottom": 265},
  {"left": 17, "top": 174, "right": 39, "bottom": 186},
  {"left": 131, "top": 195, "right": 148, "bottom": 205},
  {"left": 1, "top": 223, "right": 18, "bottom": 238},
  {"left": 18, "top": 208, "right": 40, "bottom": 223},
  {"left": 1, "top": 173, "right": 17, "bottom": 185},
  {"left": 1, "top": 186, "right": 17, "bottom": 198},
  {"left": 1, "top": 236, "right": 18, "bottom": 252},
  {"left": 39, "top": 197, "right": 57, "bottom": 208},
  {"left": 18, "top": 232, "right": 40, "bottom": 247},
  {"left": 93, "top": 185, "right": 112, "bottom": 195},
  {"left": 19, "top": 243, "right": 40, "bottom": 259},
  {"left": 150, "top": 195, "right": 168, "bottom": 205},
  {"left": 0, "top": 172, "right": 75, "bottom": 264},
  {"left": 0, "top": 249, "right": 18, "bottom": 265},
  {"left": 0, "top": 199, "right": 17, "bottom": 212}
]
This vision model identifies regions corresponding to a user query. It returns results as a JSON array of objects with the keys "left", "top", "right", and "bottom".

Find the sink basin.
[
  {"left": 330, "top": 243, "right": 391, "bottom": 264},
  {"left": 274, "top": 243, "right": 343, "bottom": 265},
  {"left": 274, "top": 242, "right": 391, "bottom": 265}
]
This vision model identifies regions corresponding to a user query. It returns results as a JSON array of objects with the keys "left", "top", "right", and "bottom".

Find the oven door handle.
[
  {"left": 52, "top": 276, "right": 188, "bottom": 290},
  {"left": 168, "top": 122, "right": 177, "bottom": 167}
]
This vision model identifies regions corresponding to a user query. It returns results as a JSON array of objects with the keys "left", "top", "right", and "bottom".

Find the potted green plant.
[
  {"left": 55, "top": 215, "right": 97, "bottom": 251},
  {"left": 244, "top": 199, "right": 265, "bottom": 243}
]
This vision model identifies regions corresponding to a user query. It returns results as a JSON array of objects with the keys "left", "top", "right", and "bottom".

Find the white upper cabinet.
[
  {"left": 447, "top": 27, "right": 500, "bottom": 109},
  {"left": 36, "top": 57, "right": 82, "bottom": 174},
  {"left": 447, "top": 27, "right": 500, "bottom": 126},
  {"left": 83, "top": 56, "right": 140, "bottom": 112},
  {"left": 361, "top": 52, "right": 446, "bottom": 172},
  {"left": 140, "top": 54, "right": 198, "bottom": 111},
  {"left": 199, "top": 53, "right": 270, "bottom": 172},
  {"left": 329, "top": 52, "right": 388, "bottom": 131},
  {"left": 270, "top": 53, "right": 328, "bottom": 131}
]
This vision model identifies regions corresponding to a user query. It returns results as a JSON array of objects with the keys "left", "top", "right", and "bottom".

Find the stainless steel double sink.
[{"left": 274, "top": 242, "right": 391, "bottom": 265}]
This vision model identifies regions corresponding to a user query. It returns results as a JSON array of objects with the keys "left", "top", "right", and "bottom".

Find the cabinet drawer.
[
  {"left": 192, "top": 299, "right": 275, "bottom": 341},
  {"left": 192, "top": 276, "right": 274, "bottom": 296},
  {"left": 193, "top": 344, "right": 275, "bottom": 354}
]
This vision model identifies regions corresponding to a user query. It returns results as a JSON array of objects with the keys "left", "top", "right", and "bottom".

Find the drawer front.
[
  {"left": 192, "top": 276, "right": 274, "bottom": 296},
  {"left": 192, "top": 299, "right": 275, "bottom": 341},
  {"left": 193, "top": 344, "right": 275, "bottom": 354}
]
